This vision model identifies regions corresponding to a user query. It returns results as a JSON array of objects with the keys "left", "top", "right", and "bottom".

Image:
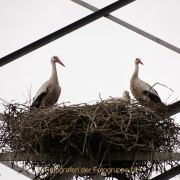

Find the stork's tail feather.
[
  {"left": 31, "top": 92, "right": 47, "bottom": 108},
  {"left": 143, "top": 91, "right": 161, "bottom": 103}
]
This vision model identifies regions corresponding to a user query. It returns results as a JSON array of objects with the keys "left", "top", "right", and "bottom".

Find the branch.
[{"left": 0, "top": 152, "right": 180, "bottom": 161}]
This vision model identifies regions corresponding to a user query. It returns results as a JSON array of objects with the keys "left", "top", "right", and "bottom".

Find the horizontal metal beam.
[
  {"left": 0, "top": 152, "right": 56, "bottom": 161},
  {"left": 1, "top": 152, "right": 179, "bottom": 180},
  {"left": 71, "top": 0, "right": 180, "bottom": 55},
  {"left": 0, "top": 152, "right": 180, "bottom": 161},
  {"left": 109, "top": 152, "right": 180, "bottom": 161},
  {"left": 0, "top": 0, "right": 135, "bottom": 67}
]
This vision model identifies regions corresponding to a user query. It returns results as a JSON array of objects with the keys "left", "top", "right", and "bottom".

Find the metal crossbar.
[
  {"left": 71, "top": 0, "right": 180, "bottom": 55},
  {"left": 0, "top": 152, "right": 180, "bottom": 161},
  {"left": 151, "top": 165, "right": 180, "bottom": 180},
  {"left": 0, "top": 0, "right": 135, "bottom": 67}
]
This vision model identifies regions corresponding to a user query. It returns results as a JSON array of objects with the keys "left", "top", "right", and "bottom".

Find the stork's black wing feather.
[
  {"left": 143, "top": 90, "right": 161, "bottom": 103},
  {"left": 31, "top": 92, "right": 47, "bottom": 108}
]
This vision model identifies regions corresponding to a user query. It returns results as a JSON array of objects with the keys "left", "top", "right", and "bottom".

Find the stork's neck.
[
  {"left": 50, "top": 62, "right": 59, "bottom": 83},
  {"left": 132, "top": 63, "right": 139, "bottom": 79}
]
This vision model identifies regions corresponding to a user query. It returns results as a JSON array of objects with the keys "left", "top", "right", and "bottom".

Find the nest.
[{"left": 0, "top": 99, "right": 180, "bottom": 179}]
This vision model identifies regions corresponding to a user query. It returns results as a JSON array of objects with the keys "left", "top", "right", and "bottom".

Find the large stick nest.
[{"left": 0, "top": 99, "right": 180, "bottom": 179}]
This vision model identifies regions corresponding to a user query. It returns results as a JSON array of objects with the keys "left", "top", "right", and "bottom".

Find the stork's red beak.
[
  {"left": 137, "top": 58, "right": 143, "bottom": 65},
  {"left": 57, "top": 59, "right": 65, "bottom": 67},
  {"left": 139, "top": 61, "right": 143, "bottom": 65}
]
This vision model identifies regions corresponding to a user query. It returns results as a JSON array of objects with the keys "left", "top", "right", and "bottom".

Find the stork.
[
  {"left": 121, "top": 90, "right": 131, "bottom": 103},
  {"left": 103, "top": 90, "right": 131, "bottom": 104},
  {"left": 130, "top": 58, "right": 161, "bottom": 104},
  {"left": 31, "top": 56, "right": 65, "bottom": 108}
]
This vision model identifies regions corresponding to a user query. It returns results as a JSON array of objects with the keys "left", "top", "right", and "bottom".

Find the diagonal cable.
[
  {"left": 71, "top": 0, "right": 180, "bottom": 55},
  {"left": 0, "top": 0, "right": 135, "bottom": 67}
]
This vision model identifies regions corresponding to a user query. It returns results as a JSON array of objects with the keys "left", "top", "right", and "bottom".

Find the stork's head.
[
  {"left": 135, "top": 58, "right": 143, "bottom": 65},
  {"left": 122, "top": 90, "right": 131, "bottom": 103},
  {"left": 123, "top": 90, "right": 129, "bottom": 97},
  {"left": 51, "top": 56, "right": 65, "bottom": 67},
  {"left": 122, "top": 90, "right": 130, "bottom": 99}
]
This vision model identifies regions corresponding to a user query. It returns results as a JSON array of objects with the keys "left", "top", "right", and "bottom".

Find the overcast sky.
[{"left": 0, "top": 0, "right": 180, "bottom": 179}]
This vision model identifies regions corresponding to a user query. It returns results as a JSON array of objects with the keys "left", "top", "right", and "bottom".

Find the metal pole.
[
  {"left": 151, "top": 165, "right": 180, "bottom": 180},
  {"left": 71, "top": 0, "right": 180, "bottom": 55},
  {"left": 0, "top": 0, "right": 135, "bottom": 67}
]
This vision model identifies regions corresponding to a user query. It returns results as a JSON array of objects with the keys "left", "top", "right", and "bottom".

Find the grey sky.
[{"left": 0, "top": 0, "right": 180, "bottom": 179}]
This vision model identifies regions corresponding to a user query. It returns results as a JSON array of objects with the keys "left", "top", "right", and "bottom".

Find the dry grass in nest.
[{"left": 0, "top": 99, "right": 180, "bottom": 179}]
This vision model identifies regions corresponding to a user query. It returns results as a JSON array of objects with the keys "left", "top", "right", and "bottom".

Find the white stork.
[
  {"left": 130, "top": 58, "right": 161, "bottom": 103},
  {"left": 121, "top": 90, "right": 131, "bottom": 103},
  {"left": 31, "top": 56, "right": 65, "bottom": 108},
  {"left": 103, "top": 90, "right": 131, "bottom": 104}
]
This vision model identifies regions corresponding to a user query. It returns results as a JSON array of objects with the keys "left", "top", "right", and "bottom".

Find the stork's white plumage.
[
  {"left": 130, "top": 58, "right": 161, "bottom": 103},
  {"left": 103, "top": 90, "right": 131, "bottom": 104},
  {"left": 31, "top": 56, "right": 65, "bottom": 108}
]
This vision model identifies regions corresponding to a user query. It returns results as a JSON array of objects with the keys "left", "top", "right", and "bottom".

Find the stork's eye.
[{"left": 53, "top": 56, "right": 57, "bottom": 59}]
